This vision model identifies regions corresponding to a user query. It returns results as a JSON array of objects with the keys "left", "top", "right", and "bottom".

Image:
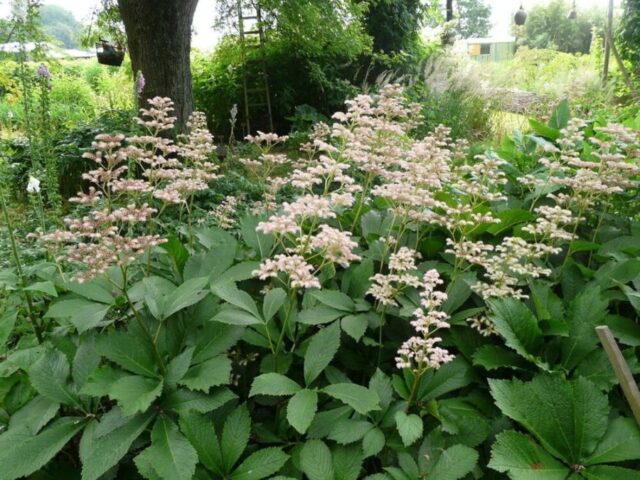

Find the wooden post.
[
  {"left": 603, "top": 0, "right": 613, "bottom": 81},
  {"left": 596, "top": 326, "right": 640, "bottom": 427}
]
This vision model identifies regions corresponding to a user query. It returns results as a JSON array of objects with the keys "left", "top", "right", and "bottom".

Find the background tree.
[
  {"left": 116, "top": 0, "right": 199, "bottom": 131},
  {"left": 519, "top": 0, "right": 605, "bottom": 54},
  {"left": 39, "top": 5, "right": 81, "bottom": 49},
  {"left": 455, "top": 0, "right": 491, "bottom": 38},
  {"left": 618, "top": 0, "right": 640, "bottom": 74}
]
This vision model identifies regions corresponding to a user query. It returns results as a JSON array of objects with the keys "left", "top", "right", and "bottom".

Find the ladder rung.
[
  {"left": 244, "top": 29, "right": 261, "bottom": 35},
  {"left": 247, "top": 88, "right": 266, "bottom": 93},
  {"left": 242, "top": 15, "right": 258, "bottom": 20},
  {"left": 249, "top": 103, "right": 268, "bottom": 107}
]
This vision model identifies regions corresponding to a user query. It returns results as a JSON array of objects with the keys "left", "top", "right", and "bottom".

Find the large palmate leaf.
[
  {"left": 489, "top": 431, "right": 569, "bottom": 480},
  {"left": 585, "top": 417, "right": 640, "bottom": 465},
  {"left": 395, "top": 411, "right": 423, "bottom": 447},
  {"left": 489, "top": 374, "right": 608, "bottom": 464},
  {"left": 108, "top": 375, "right": 164, "bottom": 415},
  {"left": 178, "top": 355, "right": 231, "bottom": 392}
]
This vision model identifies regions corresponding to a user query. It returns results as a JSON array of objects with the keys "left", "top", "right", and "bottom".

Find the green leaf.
[
  {"left": 179, "top": 412, "right": 223, "bottom": 475},
  {"left": 424, "top": 444, "right": 478, "bottom": 480},
  {"left": 109, "top": 375, "right": 163, "bottom": 415},
  {"left": 0, "top": 307, "right": 17, "bottom": 353},
  {"left": 323, "top": 383, "right": 380, "bottom": 415},
  {"left": 73, "top": 334, "right": 101, "bottom": 388},
  {"left": 287, "top": 389, "right": 318, "bottom": 434},
  {"left": 213, "top": 283, "right": 261, "bottom": 319},
  {"left": 300, "top": 440, "right": 334, "bottom": 480},
  {"left": 395, "top": 411, "right": 423, "bottom": 447},
  {"left": 438, "top": 398, "right": 491, "bottom": 448},
  {"left": 163, "top": 387, "right": 236, "bottom": 414},
  {"left": 369, "top": 369, "right": 393, "bottom": 410},
  {"left": 80, "top": 366, "right": 126, "bottom": 397},
  {"left": 28, "top": 349, "right": 78, "bottom": 407},
  {"left": 231, "top": 447, "right": 289, "bottom": 480},
  {"left": 309, "top": 290, "right": 355, "bottom": 312},
  {"left": 263, "top": 288, "right": 287, "bottom": 321},
  {"left": 96, "top": 330, "right": 158, "bottom": 378},
  {"left": 221, "top": 405, "right": 251, "bottom": 472},
  {"left": 362, "top": 428, "right": 385, "bottom": 458},
  {"left": 240, "top": 215, "right": 274, "bottom": 259},
  {"left": 45, "top": 299, "right": 111, "bottom": 333},
  {"left": 489, "top": 431, "right": 569, "bottom": 480},
  {"left": 328, "top": 420, "right": 374, "bottom": 444},
  {"left": 304, "top": 322, "right": 341, "bottom": 385},
  {"left": 586, "top": 417, "right": 640, "bottom": 465},
  {"left": 473, "top": 345, "right": 529, "bottom": 371},
  {"left": 341, "top": 314, "right": 368, "bottom": 342},
  {"left": 135, "top": 417, "right": 198, "bottom": 480},
  {"left": 163, "top": 277, "right": 209, "bottom": 318},
  {"left": 250, "top": 373, "right": 302, "bottom": 396},
  {"left": 333, "top": 444, "right": 363, "bottom": 480},
  {"left": 418, "top": 357, "right": 472, "bottom": 402},
  {"left": 179, "top": 355, "right": 231, "bottom": 392},
  {"left": 582, "top": 465, "right": 640, "bottom": 479},
  {"left": 25, "top": 281, "right": 57, "bottom": 297},
  {"left": 193, "top": 322, "right": 244, "bottom": 364},
  {"left": 80, "top": 411, "right": 154, "bottom": 480},
  {"left": 489, "top": 374, "right": 609, "bottom": 464},
  {"left": 8, "top": 396, "right": 59, "bottom": 434},
  {"left": 165, "top": 347, "right": 195, "bottom": 386},
  {"left": 529, "top": 118, "right": 560, "bottom": 140},
  {"left": 548, "top": 99, "right": 570, "bottom": 130},
  {"left": 0, "top": 417, "right": 86, "bottom": 480},
  {"left": 487, "top": 298, "right": 545, "bottom": 365},
  {"left": 298, "top": 305, "right": 346, "bottom": 325},
  {"left": 561, "top": 286, "right": 608, "bottom": 370},
  {"left": 212, "top": 306, "right": 262, "bottom": 326}
]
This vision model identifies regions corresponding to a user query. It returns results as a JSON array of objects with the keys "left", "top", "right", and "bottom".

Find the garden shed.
[{"left": 466, "top": 36, "right": 516, "bottom": 63}]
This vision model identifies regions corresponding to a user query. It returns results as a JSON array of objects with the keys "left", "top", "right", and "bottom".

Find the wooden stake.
[{"left": 596, "top": 326, "right": 640, "bottom": 427}]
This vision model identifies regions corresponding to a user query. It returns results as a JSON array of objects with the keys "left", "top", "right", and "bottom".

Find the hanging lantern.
[
  {"left": 568, "top": 0, "right": 577, "bottom": 19},
  {"left": 514, "top": 4, "right": 527, "bottom": 26}
]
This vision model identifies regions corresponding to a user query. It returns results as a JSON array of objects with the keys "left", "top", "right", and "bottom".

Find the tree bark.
[
  {"left": 117, "top": 0, "right": 199, "bottom": 132},
  {"left": 446, "top": 0, "right": 453, "bottom": 21}
]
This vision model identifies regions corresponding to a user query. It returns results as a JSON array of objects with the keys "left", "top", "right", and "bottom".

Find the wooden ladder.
[{"left": 237, "top": 0, "right": 274, "bottom": 136}]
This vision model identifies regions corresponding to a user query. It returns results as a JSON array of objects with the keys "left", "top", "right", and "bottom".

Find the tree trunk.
[
  {"left": 446, "top": 0, "right": 453, "bottom": 21},
  {"left": 117, "top": 0, "right": 199, "bottom": 132}
]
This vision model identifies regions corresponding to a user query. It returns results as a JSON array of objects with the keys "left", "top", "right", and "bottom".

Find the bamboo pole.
[{"left": 596, "top": 326, "right": 640, "bottom": 427}]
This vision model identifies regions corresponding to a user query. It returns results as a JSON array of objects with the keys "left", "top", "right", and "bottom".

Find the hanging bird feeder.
[
  {"left": 96, "top": 39, "right": 125, "bottom": 67},
  {"left": 568, "top": 0, "right": 577, "bottom": 19},
  {"left": 514, "top": 3, "right": 527, "bottom": 26}
]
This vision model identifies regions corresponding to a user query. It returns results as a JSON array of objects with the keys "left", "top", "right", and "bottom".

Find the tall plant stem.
[
  {"left": 405, "top": 369, "right": 423, "bottom": 413},
  {"left": 0, "top": 189, "right": 42, "bottom": 342}
]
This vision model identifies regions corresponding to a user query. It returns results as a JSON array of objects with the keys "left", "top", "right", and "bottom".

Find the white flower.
[{"left": 27, "top": 176, "right": 40, "bottom": 193}]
